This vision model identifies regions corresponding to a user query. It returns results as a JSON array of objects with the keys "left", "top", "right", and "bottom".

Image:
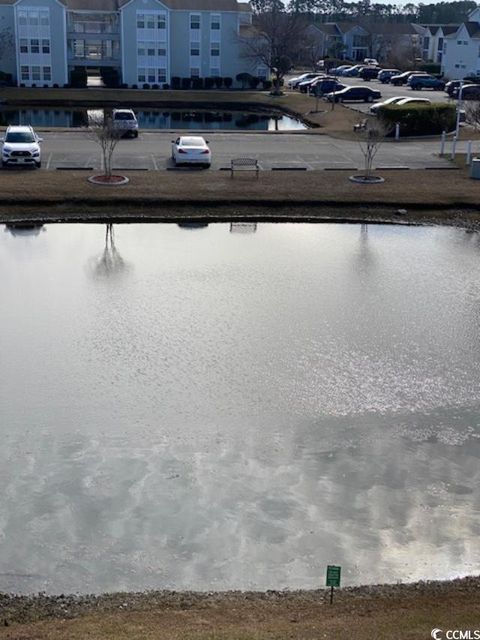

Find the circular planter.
[
  {"left": 349, "top": 175, "right": 385, "bottom": 184},
  {"left": 88, "top": 174, "right": 129, "bottom": 186}
]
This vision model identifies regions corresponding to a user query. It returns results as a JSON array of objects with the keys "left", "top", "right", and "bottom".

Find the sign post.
[{"left": 326, "top": 565, "right": 341, "bottom": 604}]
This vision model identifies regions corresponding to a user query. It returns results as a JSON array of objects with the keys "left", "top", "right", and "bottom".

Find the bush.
[
  {"left": 142, "top": 83, "right": 150, "bottom": 89},
  {"left": 53, "top": 83, "right": 59, "bottom": 88},
  {"left": 171, "top": 76, "right": 181, "bottom": 89},
  {"left": 191, "top": 77, "right": 204, "bottom": 89},
  {"left": 101, "top": 68, "right": 119, "bottom": 88},
  {"left": 419, "top": 62, "right": 441, "bottom": 75},
  {"left": 262, "top": 79, "right": 272, "bottom": 91},
  {"left": 120, "top": 83, "right": 128, "bottom": 89},
  {"left": 224, "top": 77, "right": 232, "bottom": 89},
  {"left": 181, "top": 77, "right": 191, "bottom": 89},
  {"left": 131, "top": 84, "right": 138, "bottom": 89},
  {"left": 70, "top": 67, "right": 87, "bottom": 88},
  {"left": 163, "top": 83, "right": 170, "bottom": 90},
  {"left": 378, "top": 103, "right": 456, "bottom": 136},
  {"left": 214, "top": 76, "right": 223, "bottom": 89},
  {"left": 236, "top": 72, "right": 253, "bottom": 89},
  {"left": 204, "top": 77, "right": 215, "bottom": 89},
  {"left": 152, "top": 83, "right": 159, "bottom": 90},
  {"left": 248, "top": 75, "right": 260, "bottom": 89}
]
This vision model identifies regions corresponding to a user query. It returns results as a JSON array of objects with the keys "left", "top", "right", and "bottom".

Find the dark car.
[
  {"left": 298, "top": 75, "right": 326, "bottom": 93},
  {"left": 359, "top": 66, "right": 380, "bottom": 81},
  {"left": 456, "top": 84, "right": 480, "bottom": 100},
  {"left": 408, "top": 75, "right": 445, "bottom": 90},
  {"left": 324, "top": 86, "right": 381, "bottom": 103},
  {"left": 377, "top": 68, "right": 400, "bottom": 83},
  {"left": 390, "top": 70, "right": 427, "bottom": 86},
  {"left": 311, "top": 78, "right": 346, "bottom": 95}
]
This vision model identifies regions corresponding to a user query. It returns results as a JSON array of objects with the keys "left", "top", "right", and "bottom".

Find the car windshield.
[
  {"left": 180, "top": 137, "right": 205, "bottom": 147},
  {"left": 5, "top": 131, "right": 35, "bottom": 143},
  {"left": 114, "top": 112, "right": 135, "bottom": 120}
]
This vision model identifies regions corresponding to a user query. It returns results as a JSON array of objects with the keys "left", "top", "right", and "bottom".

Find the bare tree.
[
  {"left": 240, "top": 6, "right": 308, "bottom": 94},
  {"left": 355, "top": 118, "right": 391, "bottom": 180},
  {"left": 86, "top": 111, "right": 123, "bottom": 179},
  {"left": 464, "top": 100, "right": 480, "bottom": 133}
]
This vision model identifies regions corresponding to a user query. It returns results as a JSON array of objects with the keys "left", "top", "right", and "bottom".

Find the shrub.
[
  {"left": 224, "top": 77, "right": 232, "bottom": 88},
  {"left": 419, "top": 62, "right": 441, "bottom": 75},
  {"left": 248, "top": 75, "right": 260, "bottom": 89},
  {"left": 236, "top": 72, "right": 253, "bottom": 89},
  {"left": 70, "top": 67, "right": 87, "bottom": 87},
  {"left": 191, "top": 77, "right": 204, "bottom": 89},
  {"left": 213, "top": 76, "right": 223, "bottom": 89},
  {"left": 262, "top": 79, "right": 272, "bottom": 90},
  {"left": 152, "top": 83, "right": 159, "bottom": 90},
  {"left": 181, "top": 77, "right": 191, "bottom": 89},
  {"left": 378, "top": 102, "right": 456, "bottom": 136},
  {"left": 142, "top": 83, "right": 150, "bottom": 89},
  {"left": 31, "top": 83, "right": 36, "bottom": 88},
  {"left": 101, "top": 68, "right": 119, "bottom": 88},
  {"left": 204, "top": 77, "right": 215, "bottom": 89},
  {"left": 53, "top": 83, "right": 59, "bottom": 88},
  {"left": 163, "top": 83, "right": 170, "bottom": 90},
  {"left": 131, "top": 84, "right": 138, "bottom": 89},
  {"left": 171, "top": 76, "right": 181, "bottom": 89},
  {"left": 120, "top": 83, "right": 128, "bottom": 89}
]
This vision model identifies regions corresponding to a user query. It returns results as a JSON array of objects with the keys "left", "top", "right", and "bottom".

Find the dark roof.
[
  {"left": 0, "top": 0, "right": 249, "bottom": 9},
  {"left": 313, "top": 23, "right": 341, "bottom": 36},
  {"left": 362, "top": 22, "right": 424, "bottom": 35},
  {"left": 464, "top": 21, "right": 480, "bottom": 37}
]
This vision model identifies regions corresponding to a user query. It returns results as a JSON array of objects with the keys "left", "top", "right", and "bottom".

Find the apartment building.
[
  {"left": 440, "top": 7, "right": 480, "bottom": 79},
  {"left": 0, "top": 0, "right": 252, "bottom": 87}
]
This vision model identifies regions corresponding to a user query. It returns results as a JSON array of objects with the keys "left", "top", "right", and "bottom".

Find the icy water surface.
[{"left": 0, "top": 222, "right": 479, "bottom": 593}]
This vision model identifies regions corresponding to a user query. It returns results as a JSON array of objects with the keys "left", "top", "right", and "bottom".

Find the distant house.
[
  {"left": 306, "top": 20, "right": 425, "bottom": 63},
  {"left": 0, "top": 0, "right": 253, "bottom": 87},
  {"left": 441, "top": 7, "right": 480, "bottom": 79},
  {"left": 421, "top": 24, "right": 459, "bottom": 64}
]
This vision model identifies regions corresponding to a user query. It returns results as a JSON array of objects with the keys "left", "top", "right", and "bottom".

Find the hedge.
[{"left": 377, "top": 102, "right": 456, "bottom": 136}]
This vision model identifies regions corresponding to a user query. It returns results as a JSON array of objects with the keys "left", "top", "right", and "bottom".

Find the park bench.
[{"left": 230, "top": 157, "right": 259, "bottom": 178}]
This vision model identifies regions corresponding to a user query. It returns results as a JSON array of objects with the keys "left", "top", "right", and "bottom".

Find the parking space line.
[
  {"left": 46, "top": 153, "right": 52, "bottom": 170},
  {"left": 151, "top": 154, "right": 158, "bottom": 170}
]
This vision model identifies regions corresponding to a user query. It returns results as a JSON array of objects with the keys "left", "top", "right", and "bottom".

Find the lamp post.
[{"left": 451, "top": 80, "right": 464, "bottom": 159}]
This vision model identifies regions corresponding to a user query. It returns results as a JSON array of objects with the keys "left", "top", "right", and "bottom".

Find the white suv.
[
  {"left": 1, "top": 125, "right": 42, "bottom": 168},
  {"left": 112, "top": 109, "right": 139, "bottom": 138}
]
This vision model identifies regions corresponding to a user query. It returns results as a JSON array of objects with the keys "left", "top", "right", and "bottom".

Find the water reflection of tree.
[{"left": 92, "top": 224, "right": 129, "bottom": 279}]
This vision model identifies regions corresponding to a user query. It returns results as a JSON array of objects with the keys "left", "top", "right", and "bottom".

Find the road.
[{"left": 27, "top": 130, "right": 458, "bottom": 171}]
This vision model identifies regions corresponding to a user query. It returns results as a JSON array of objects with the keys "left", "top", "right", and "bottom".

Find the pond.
[
  {"left": 1, "top": 222, "right": 479, "bottom": 594},
  {"left": 0, "top": 108, "right": 307, "bottom": 131}
]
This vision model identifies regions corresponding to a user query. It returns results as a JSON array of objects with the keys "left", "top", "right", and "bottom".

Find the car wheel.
[
  {"left": 36, "top": 161, "right": 41, "bottom": 168},
  {"left": 367, "top": 96, "right": 373, "bottom": 103}
]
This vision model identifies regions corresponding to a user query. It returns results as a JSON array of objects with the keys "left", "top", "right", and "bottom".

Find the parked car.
[
  {"left": 377, "top": 68, "right": 400, "bottom": 83},
  {"left": 311, "top": 78, "right": 346, "bottom": 95},
  {"left": 408, "top": 75, "right": 445, "bottom": 90},
  {"left": 171, "top": 135, "right": 211, "bottom": 167},
  {"left": 456, "top": 84, "right": 480, "bottom": 100},
  {"left": 112, "top": 108, "right": 139, "bottom": 138},
  {"left": 298, "top": 75, "right": 325, "bottom": 92},
  {"left": 390, "top": 70, "right": 427, "bottom": 86},
  {"left": 1, "top": 125, "right": 42, "bottom": 168},
  {"left": 341, "top": 65, "right": 366, "bottom": 77},
  {"left": 324, "top": 85, "right": 381, "bottom": 103},
  {"left": 360, "top": 66, "right": 380, "bottom": 81},
  {"left": 395, "top": 97, "right": 432, "bottom": 106},
  {"left": 288, "top": 73, "right": 321, "bottom": 89},
  {"left": 369, "top": 96, "right": 410, "bottom": 114},
  {"left": 363, "top": 58, "right": 378, "bottom": 65},
  {"left": 329, "top": 64, "right": 352, "bottom": 75}
]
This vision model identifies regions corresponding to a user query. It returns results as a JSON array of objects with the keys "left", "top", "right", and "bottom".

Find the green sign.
[{"left": 326, "top": 565, "right": 341, "bottom": 587}]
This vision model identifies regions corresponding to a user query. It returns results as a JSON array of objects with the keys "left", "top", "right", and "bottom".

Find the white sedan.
[{"left": 171, "top": 136, "right": 211, "bottom": 167}]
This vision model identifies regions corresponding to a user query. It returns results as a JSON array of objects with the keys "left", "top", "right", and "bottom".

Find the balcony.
[{"left": 67, "top": 12, "right": 119, "bottom": 36}]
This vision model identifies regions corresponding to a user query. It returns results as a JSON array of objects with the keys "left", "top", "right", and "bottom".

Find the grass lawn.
[{"left": 0, "top": 166, "right": 480, "bottom": 224}]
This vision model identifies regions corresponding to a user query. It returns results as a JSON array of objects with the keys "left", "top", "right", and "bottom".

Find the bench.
[{"left": 230, "top": 157, "right": 259, "bottom": 178}]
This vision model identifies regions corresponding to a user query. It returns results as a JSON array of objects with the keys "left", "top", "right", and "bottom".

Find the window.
[
  {"left": 157, "top": 15, "right": 166, "bottom": 29},
  {"left": 158, "top": 68, "right": 166, "bottom": 83},
  {"left": 137, "top": 14, "right": 145, "bottom": 28},
  {"left": 29, "top": 12, "right": 39, "bottom": 26},
  {"left": 18, "top": 11, "right": 27, "bottom": 25},
  {"left": 42, "top": 39, "right": 50, "bottom": 54},
  {"left": 137, "top": 46, "right": 145, "bottom": 56},
  {"left": 43, "top": 66, "right": 51, "bottom": 81},
  {"left": 147, "top": 68, "right": 155, "bottom": 82},
  {"left": 31, "top": 65, "right": 41, "bottom": 81},
  {"left": 30, "top": 39, "right": 40, "bottom": 54},
  {"left": 190, "top": 45, "right": 200, "bottom": 56},
  {"left": 457, "top": 40, "right": 462, "bottom": 45},
  {"left": 146, "top": 15, "right": 154, "bottom": 29},
  {"left": 443, "top": 42, "right": 447, "bottom": 53},
  {"left": 438, "top": 37, "right": 443, "bottom": 50},
  {"left": 147, "top": 46, "right": 155, "bottom": 56},
  {"left": 20, "top": 65, "right": 29, "bottom": 81},
  {"left": 40, "top": 11, "right": 49, "bottom": 26},
  {"left": 256, "top": 66, "right": 268, "bottom": 79},
  {"left": 20, "top": 39, "right": 28, "bottom": 53},
  {"left": 190, "top": 67, "right": 200, "bottom": 77},
  {"left": 138, "top": 68, "right": 146, "bottom": 82},
  {"left": 211, "top": 14, "right": 220, "bottom": 29},
  {"left": 210, "top": 44, "right": 220, "bottom": 56},
  {"left": 190, "top": 14, "right": 200, "bottom": 29},
  {"left": 210, "top": 67, "right": 220, "bottom": 76},
  {"left": 158, "top": 47, "right": 166, "bottom": 56}
]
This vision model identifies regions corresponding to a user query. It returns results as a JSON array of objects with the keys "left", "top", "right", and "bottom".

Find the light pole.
[{"left": 455, "top": 80, "right": 464, "bottom": 138}]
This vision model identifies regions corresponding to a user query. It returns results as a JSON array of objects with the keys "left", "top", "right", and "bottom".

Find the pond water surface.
[{"left": 1, "top": 222, "right": 479, "bottom": 594}]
